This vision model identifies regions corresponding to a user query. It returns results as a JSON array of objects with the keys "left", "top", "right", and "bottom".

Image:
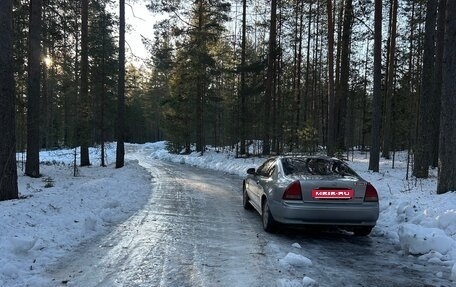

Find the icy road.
[{"left": 48, "top": 149, "right": 452, "bottom": 287}]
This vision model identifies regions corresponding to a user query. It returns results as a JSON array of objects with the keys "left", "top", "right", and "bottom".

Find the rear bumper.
[{"left": 269, "top": 199, "right": 379, "bottom": 226}]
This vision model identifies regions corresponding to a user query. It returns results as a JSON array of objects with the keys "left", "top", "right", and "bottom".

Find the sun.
[{"left": 43, "top": 55, "right": 53, "bottom": 67}]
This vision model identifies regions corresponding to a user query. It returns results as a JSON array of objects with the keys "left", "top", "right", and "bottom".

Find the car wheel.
[
  {"left": 262, "top": 199, "right": 276, "bottom": 232},
  {"left": 243, "top": 184, "right": 253, "bottom": 210},
  {"left": 353, "top": 226, "right": 373, "bottom": 236}
]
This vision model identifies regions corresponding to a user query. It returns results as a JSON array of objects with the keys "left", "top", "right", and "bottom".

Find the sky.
[
  {"left": 124, "top": 1, "right": 159, "bottom": 66},
  {"left": 0, "top": 142, "right": 455, "bottom": 286}
]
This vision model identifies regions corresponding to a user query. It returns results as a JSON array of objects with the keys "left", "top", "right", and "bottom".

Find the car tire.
[
  {"left": 262, "top": 199, "right": 276, "bottom": 233},
  {"left": 243, "top": 184, "right": 253, "bottom": 210},
  {"left": 353, "top": 226, "right": 373, "bottom": 236}
]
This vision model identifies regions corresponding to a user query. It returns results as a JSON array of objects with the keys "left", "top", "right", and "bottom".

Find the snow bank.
[
  {"left": 1, "top": 145, "right": 152, "bottom": 286},
  {"left": 145, "top": 141, "right": 264, "bottom": 177},
  {"left": 398, "top": 223, "right": 454, "bottom": 256},
  {"left": 451, "top": 264, "right": 456, "bottom": 281}
]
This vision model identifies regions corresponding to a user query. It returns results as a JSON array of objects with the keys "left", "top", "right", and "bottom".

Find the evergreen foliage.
[{"left": 1, "top": 0, "right": 454, "bottom": 193}]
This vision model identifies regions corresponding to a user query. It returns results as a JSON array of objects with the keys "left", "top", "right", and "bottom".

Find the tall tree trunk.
[
  {"left": 304, "top": 2, "right": 312, "bottom": 126},
  {"left": 116, "top": 0, "right": 126, "bottom": 168},
  {"left": 313, "top": 0, "right": 322, "bottom": 146},
  {"left": 335, "top": 0, "right": 352, "bottom": 151},
  {"left": 382, "top": 0, "right": 398, "bottom": 159},
  {"left": 361, "top": 41, "right": 369, "bottom": 151},
  {"left": 414, "top": 0, "right": 437, "bottom": 178},
  {"left": 369, "top": 0, "right": 382, "bottom": 172},
  {"left": 25, "top": 0, "right": 43, "bottom": 178},
  {"left": 437, "top": 0, "right": 456, "bottom": 194},
  {"left": 80, "top": 0, "right": 90, "bottom": 166},
  {"left": 0, "top": 0, "right": 19, "bottom": 201},
  {"left": 295, "top": 0, "right": 304, "bottom": 150},
  {"left": 405, "top": 1, "right": 416, "bottom": 180},
  {"left": 239, "top": 0, "right": 247, "bottom": 155},
  {"left": 326, "top": 0, "right": 335, "bottom": 157},
  {"left": 263, "top": 0, "right": 277, "bottom": 155},
  {"left": 101, "top": 10, "right": 107, "bottom": 167},
  {"left": 334, "top": 1, "right": 343, "bottom": 91},
  {"left": 432, "top": 0, "right": 446, "bottom": 168},
  {"left": 195, "top": 0, "right": 205, "bottom": 155}
]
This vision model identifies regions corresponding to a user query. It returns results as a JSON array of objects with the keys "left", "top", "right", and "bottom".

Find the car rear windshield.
[{"left": 281, "top": 158, "right": 358, "bottom": 177}]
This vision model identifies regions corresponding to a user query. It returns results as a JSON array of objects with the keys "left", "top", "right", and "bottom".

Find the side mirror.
[{"left": 246, "top": 168, "right": 256, "bottom": 175}]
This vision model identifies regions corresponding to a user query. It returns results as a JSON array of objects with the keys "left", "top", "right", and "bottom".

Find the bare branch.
[
  {"left": 354, "top": 15, "right": 374, "bottom": 35},
  {"left": 125, "top": 2, "right": 146, "bottom": 21}
]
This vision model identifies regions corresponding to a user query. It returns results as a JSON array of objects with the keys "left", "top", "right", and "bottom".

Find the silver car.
[{"left": 243, "top": 156, "right": 379, "bottom": 235}]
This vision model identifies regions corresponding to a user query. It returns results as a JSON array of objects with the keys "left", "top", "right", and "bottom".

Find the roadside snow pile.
[
  {"left": 278, "top": 277, "right": 318, "bottom": 287},
  {"left": 278, "top": 278, "right": 305, "bottom": 287},
  {"left": 394, "top": 202, "right": 456, "bottom": 262},
  {"left": 37, "top": 144, "right": 117, "bottom": 166},
  {"left": 451, "top": 264, "right": 456, "bottom": 281},
  {"left": 279, "top": 252, "right": 313, "bottom": 267},
  {"left": 398, "top": 224, "right": 454, "bottom": 257},
  {"left": 292, "top": 243, "right": 302, "bottom": 249},
  {"left": 302, "top": 276, "right": 318, "bottom": 287},
  {"left": 0, "top": 146, "right": 152, "bottom": 287},
  {"left": 145, "top": 141, "right": 264, "bottom": 177}
]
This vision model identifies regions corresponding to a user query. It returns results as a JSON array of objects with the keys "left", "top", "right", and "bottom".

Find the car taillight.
[
  {"left": 364, "top": 183, "right": 379, "bottom": 202},
  {"left": 283, "top": 181, "right": 302, "bottom": 200}
]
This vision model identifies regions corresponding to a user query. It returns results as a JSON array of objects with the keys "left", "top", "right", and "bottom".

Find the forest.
[{"left": 0, "top": 0, "right": 455, "bottom": 201}]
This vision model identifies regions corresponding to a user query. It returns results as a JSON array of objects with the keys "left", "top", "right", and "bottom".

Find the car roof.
[{"left": 277, "top": 155, "right": 340, "bottom": 161}]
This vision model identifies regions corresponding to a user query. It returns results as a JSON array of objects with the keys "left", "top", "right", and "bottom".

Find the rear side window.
[
  {"left": 281, "top": 158, "right": 358, "bottom": 177},
  {"left": 257, "top": 159, "right": 276, "bottom": 177}
]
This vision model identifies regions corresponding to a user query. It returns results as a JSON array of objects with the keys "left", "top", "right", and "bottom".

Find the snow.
[
  {"left": 277, "top": 275, "right": 317, "bottom": 287},
  {"left": 1, "top": 145, "right": 152, "bottom": 286},
  {"left": 451, "top": 263, "right": 456, "bottom": 281},
  {"left": 302, "top": 276, "right": 318, "bottom": 287},
  {"left": 292, "top": 243, "right": 302, "bottom": 249},
  {"left": 1, "top": 141, "right": 455, "bottom": 286},
  {"left": 279, "top": 252, "right": 313, "bottom": 267},
  {"left": 398, "top": 223, "right": 454, "bottom": 256}
]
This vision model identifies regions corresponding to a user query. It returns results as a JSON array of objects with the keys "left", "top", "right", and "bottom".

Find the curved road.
[{"left": 48, "top": 147, "right": 452, "bottom": 287}]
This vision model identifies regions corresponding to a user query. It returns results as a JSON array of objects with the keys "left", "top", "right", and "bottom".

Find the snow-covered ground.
[
  {"left": 1, "top": 141, "right": 455, "bottom": 286},
  {"left": 1, "top": 145, "right": 153, "bottom": 286}
]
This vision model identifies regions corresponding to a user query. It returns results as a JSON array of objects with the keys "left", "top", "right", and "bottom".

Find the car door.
[{"left": 250, "top": 159, "right": 276, "bottom": 206}]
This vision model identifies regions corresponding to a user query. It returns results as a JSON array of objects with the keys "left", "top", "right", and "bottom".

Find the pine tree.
[
  {"left": 89, "top": 0, "right": 118, "bottom": 166},
  {"left": 116, "top": 0, "right": 126, "bottom": 168},
  {"left": 414, "top": 0, "right": 437, "bottom": 178},
  {"left": 437, "top": 0, "right": 456, "bottom": 194},
  {"left": 369, "top": 0, "right": 382, "bottom": 172},
  {"left": 263, "top": 0, "right": 277, "bottom": 155},
  {"left": 0, "top": 0, "right": 19, "bottom": 201},
  {"left": 79, "top": 0, "right": 91, "bottom": 166},
  {"left": 25, "top": 0, "right": 43, "bottom": 177},
  {"left": 382, "top": 0, "right": 398, "bottom": 159},
  {"left": 327, "top": 0, "right": 336, "bottom": 157}
]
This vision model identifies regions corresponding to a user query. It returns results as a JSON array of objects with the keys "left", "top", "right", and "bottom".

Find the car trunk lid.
[{"left": 291, "top": 175, "right": 367, "bottom": 203}]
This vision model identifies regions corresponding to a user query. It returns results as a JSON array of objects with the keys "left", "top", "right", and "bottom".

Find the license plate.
[{"left": 312, "top": 189, "right": 354, "bottom": 199}]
